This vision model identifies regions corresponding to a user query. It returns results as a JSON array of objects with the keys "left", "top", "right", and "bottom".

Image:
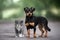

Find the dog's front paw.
[
  {"left": 27, "top": 36, "right": 30, "bottom": 38},
  {"left": 39, "top": 35, "right": 43, "bottom": 37},
  {"left": 44, "top": 35, "right": 47, "bottom": 38},
  {"left": 34, "top": 36, "right": 36, "bottom": 38}
]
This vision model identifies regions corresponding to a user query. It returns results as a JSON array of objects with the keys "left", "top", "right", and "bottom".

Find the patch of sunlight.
[
  {"left": 41, "top": 10, "right": 47, "bottom": 17},
  {"left": 50, "top": 8, "right": 58, "bottom": 15},
  {"left": 13, "top": 0, "right": 20, "bottom": 3},
  {"left": 2, "top": 8, "right": 20, "bottom": 19}
]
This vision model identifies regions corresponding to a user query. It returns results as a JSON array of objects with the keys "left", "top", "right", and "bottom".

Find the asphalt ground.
[{"left": 0, "top": 20, "right": 60, "bottom": 40}]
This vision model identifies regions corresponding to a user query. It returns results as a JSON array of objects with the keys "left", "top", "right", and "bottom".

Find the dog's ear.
[
  {"left": 24, "top": 7, "right": 28, "bottom": 11},
  {"left": 30, "top": 7, "right": 35, "bottom": 12}
]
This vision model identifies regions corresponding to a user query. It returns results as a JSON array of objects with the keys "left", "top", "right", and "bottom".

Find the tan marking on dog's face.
[
  {"left": 26, "top": 12, "right": 32, "bottom": 17},
  {"left": 29, "top": 22, "right": 35, "bottom": 26}
]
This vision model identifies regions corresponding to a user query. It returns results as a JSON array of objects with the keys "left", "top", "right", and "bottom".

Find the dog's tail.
[
  {"left": 46, "top": 26, "right": 51, "bottom": 32},
  {"left": 47, "top": 27, "right": 51, "bottom": 32}
]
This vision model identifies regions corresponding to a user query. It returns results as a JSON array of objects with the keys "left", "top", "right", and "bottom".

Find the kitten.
[{"left": 15, "top": 20, "right": 24, "bottom": 37}]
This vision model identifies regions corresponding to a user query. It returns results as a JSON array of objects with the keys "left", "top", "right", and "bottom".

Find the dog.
[
  {"left": 24, "top": 7, "right": 51, "bottom": 38},
  {"left": 15, "top": 20, "right": 24, "bottom": 37}
]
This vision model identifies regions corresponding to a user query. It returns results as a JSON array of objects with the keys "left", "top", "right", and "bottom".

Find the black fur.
[{"left": 24, "top": 7, "right": 51, "bottom": 33}]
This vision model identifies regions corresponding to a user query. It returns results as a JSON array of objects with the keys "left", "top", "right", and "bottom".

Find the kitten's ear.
[
  {"left": 24, "top": 7, "right": 28, "bottom": 11},
  {"left": 31, "top": 7, "right": 35, "bottom": 11}
]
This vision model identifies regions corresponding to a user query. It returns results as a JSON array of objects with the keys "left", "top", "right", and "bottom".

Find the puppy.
[{"left": 24, "top": 7, "right": 51, "bottom": 38}]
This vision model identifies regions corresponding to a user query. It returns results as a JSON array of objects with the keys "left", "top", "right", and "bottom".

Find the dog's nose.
[{"left": 29, "top": 14, "right": 30, "bottom": 15}]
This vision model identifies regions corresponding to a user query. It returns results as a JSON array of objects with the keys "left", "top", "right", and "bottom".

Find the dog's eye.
[
  {"left": 25, "top": 10, "right": 29, "bottom": 13},
  {"left": 29, "top": 9, "right": 33, "bottom": 13},
  {"left": 24, "top": 8, "right": 29, "bottom": 13},
  {"left": 30, "top": 10, "right": 32, "bottom": 13}
]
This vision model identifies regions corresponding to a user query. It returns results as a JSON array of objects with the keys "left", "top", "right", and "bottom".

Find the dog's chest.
[
  {"left": 26, "top": 17, "right": 35, "bottom": 23},
  {"left": 25, "top": 16, "right": 38, "bottom": 27}
]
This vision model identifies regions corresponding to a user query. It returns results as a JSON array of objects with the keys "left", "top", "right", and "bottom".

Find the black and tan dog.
[{"left": 24, "top": 7, "right": 51, "bottom": 38}]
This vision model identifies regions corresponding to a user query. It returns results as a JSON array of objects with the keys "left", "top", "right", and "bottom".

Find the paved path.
[{"left": 0, "top": 20, "right": 60, "bottom": 40}]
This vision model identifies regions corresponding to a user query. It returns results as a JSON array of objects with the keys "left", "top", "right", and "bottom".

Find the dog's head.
[{"left": 24, "top": 7, "right": 35, "bottom": 17}]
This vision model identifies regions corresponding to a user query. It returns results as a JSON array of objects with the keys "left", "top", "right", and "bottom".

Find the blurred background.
[{"left": 0, "top": 0, "right": 60, "bottom": 20}]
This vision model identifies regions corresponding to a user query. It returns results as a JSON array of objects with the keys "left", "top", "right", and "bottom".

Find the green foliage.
[
  {"left": 0, "top": 13, "right": 2, "bottom": 19},
  {"left": 0, "top": 0, "right": 60, "bottom": 20},
  {"left": 46, "top": 11, "right": 60, "bottom": 20}
]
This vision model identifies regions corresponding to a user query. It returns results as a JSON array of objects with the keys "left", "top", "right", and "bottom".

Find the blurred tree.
[
  {"left": 0, "top": 0, "right": 60, "bottom": 20},
  {"left": 50, "top": 0, "right": 60, "bottom": 8},
  {"left": 0, "top": 0, "right": 5, "bottom": 19}
]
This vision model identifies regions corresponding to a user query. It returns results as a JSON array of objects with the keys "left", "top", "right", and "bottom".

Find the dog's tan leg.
[
  {"left": 27, "top": 29, "right": 30, "bottom": 38},
  {"left": 40, "top": 29, "right": 44, "bottom": 37},
  {"left": 38, "top": 25, "right": 44, "bottom": 37},
  {"left": 34, "top": 32, "right": 36, "bottom": 38},
  {"left": 43, "top": 27, "right": 48, "bottom": 37},
  {"left": 44, "top": 30, "right": 48, "bottom": 37},
  {"left": 33, "top": 28, "right": 36, "bottom": 38}
]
